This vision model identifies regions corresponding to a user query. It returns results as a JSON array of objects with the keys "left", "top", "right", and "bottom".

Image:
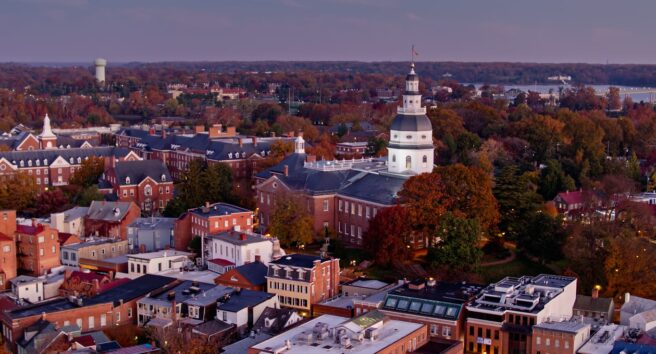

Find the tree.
[
  {"left": 251, "top": 103, "right": 283, "bottom": 124},
  {"left": 604, "top": 235, "right": 656, "bottom": 298},
  {"left": 70, "top": 156, "right": 105, "bottom": 187},
  {"left": 539, "top": 159, "right": 576, "bottom": 200},
  {"left": 75, "top": 186, "right": 104, "bottom": 207},
  {"left": 166, "top": 159, "right": 236, "bottom": 216},
  {"left": 563, "top": 222, "right": 612, "bottom": 292},
  {"left": 255, "top": 140, "right": 293, "bottom": 172},
  {"left": 519, "top": 213, "right": 566, "bottom": 263},
  {"left": 607, "top": 87, "right": 622, "bottom": 111},
  {"left": 362, "top": 206, "right": 413, "bottom": 267},
  {"left": 365, "top": 136, "right": 387, "bottom": 157},
  {"left": 35, "top": 189, "right": 70, "bottom": 216},
  {"left": 512, "top": 115, "right": 565, "bottom": 163},
  {"left": 427, "top": 212, "right": 482, "bottom": 273},
  {"left": 0, "top": 173, "right": 38, "bottom": 211},
  {"left": 269, "top": 193, "right": 314, "bottom": 247},
  {"left": 494, "top": 165, "right": 543, "bottom": 241}
]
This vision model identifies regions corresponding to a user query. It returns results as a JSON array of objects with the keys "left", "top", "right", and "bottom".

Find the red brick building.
[
  {"left": 266, "top": 254, "right": 340, "bottom": 317},
  {"left": 0, "top": 211, "right": 17, "bottom": 289},
  {"left": 102, "top": 160, "right": 174, "bottom": 214},
  {"left": 84, "top": 201, "right": 141, "bottom": 240},
  {"left": 15, "top": 222, "right": 61, "bottom": 276},
  {"left": 59, "top": 269, "right": 113, "bottom": 298},
  {"left": 0, "top": 147, "right": 140, "bottom": 193},
  {"left": 115, "top": 126, "right": 292, "bottom": 182},
  {"left": 174, "top": 202, "right": 253, "bottom": 251},
  {"left": 0, "top": 274, "right": 176, "bottom": 352}
]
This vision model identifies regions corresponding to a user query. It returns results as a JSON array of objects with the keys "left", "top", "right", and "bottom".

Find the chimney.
[
  {"left": 202, "top": 201, "right": 210, "bottom": 213},
  {"left": 149, "top": 126, "right": 155, "bottom": 135},
  {"left": 255, "top": 255, "right": 261, "bottom": 262},
  {"left": 252, "top": 136, "right": 258, "bottom": 147},
  {"left": 195, "top": 125, "right": 205, "bottom": 133},
  {"left": 240, "top": 233, "right": 247, "bottom": 241},
  {"left": 592, "top": 287, "right": 599, "bottom": 299},
  {"left": 31, "top": 218, "right": 37, "bottom": 227},
  {"left": 270, "top": 132, "right": 276, "bottom": 138},
  {"left": 238, "top": 137, "right": 243, "bottom": 148},
  {"left": 283, "top": 165, "right": 289, "bottom": 177}
]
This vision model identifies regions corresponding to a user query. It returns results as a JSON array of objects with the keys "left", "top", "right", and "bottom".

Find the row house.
[
  {"left": 266, "top": 254, "right": 340, "bottom": 317},
  {"left": 15, "top": 222, "right": 60, "bottom": 276},
  {"left": 84, "top": 201, "right": 141, "bottom": 240},
  {"left": 60, "top": 237, "right": 128, "bottom": 268},
  {"left": 174, "top": 202, "right": 253, "bottom": 252},
  {"left": 0, "top": 274, "right": 177, "bottom": 352},
  {"left": 0, "top": 210, "right": 17, "bottom": 289},
  {"left": 101, "top": 159, "right": 174, "bottom": 214},
  {"left": 0, "top": 146, "right": 140, "bottom": 192}
]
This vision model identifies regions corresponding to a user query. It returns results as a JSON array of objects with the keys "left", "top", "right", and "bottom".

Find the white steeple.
[
  {"left": 386, "top": 63, "right": 434, "bottom": 175},
  {"left": 40, "top": 113, "right": 56, "bottom": 138},
  {"left": 294, "top": 134, "right": 305, "bottom": 154}
]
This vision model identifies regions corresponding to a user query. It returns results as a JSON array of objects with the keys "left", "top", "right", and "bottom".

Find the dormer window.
[
  {"left": 228, "top": 153, "right": 233, "bottom": 159},
  {"left": 125, "top": 177, "right": 131, "bottom": 184},
  {"left": 161, "top": 174, "right": 166, "bottom": 182},
  {"left": 77, "top": 157, "right": 81, "bottom": 163},
  {"left": 36, "top": 160, "right": 40, "bottom": 166},
  {"left": 44, "top": 159, "right": 48, "bottom": 165},
  {"left": 69, "top": 157, "right": 74, "bottom": 164},
  {"left": 27, "top": 160, "right": 32, "bottom": 167},
  {"left": 19, "top": 161, "right": 24, "bottom": 167}
]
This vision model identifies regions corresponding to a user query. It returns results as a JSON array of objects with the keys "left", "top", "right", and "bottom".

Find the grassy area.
[{"left": 477, "top": 254, "right": 553, "bottom": 284}]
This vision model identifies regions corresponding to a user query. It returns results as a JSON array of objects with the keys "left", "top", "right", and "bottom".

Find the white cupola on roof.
[
  {"left": 387, "top": 61, "right": 434, "bottom": 175},
  {"left": 40, "top": 113, "right": 56, "bottom": 139},
  {"left": 294, "top": 134, "right": 305, "bottom": 154}
]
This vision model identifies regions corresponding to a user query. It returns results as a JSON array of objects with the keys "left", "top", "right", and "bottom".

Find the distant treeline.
[{"left": 121, "top": 61, "right": 656, "bottom": 86}]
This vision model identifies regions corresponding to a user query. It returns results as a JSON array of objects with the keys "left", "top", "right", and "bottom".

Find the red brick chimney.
[
  {"left": 283, "top": 165, "right": 289, "bottom": 177},
  {"left": 238, "top": 137, "right": 243, "bottom": 148},
  {"left": 240, "top": 233, "right": 247, "bottom": 241},
  {"left": 252, "top": 137, "right": 258, "bottom": 147}
]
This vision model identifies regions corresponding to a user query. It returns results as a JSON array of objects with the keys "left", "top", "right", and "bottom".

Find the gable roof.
[
  {"left": 574, "top": 294, "right": 614, "bottom": 313},
  {"left": 232, "top": 261, "right": 268, "bottom": 286},
  {"left": 114, "top": 160, "right": 171, "bottom": 185},
  {"left": 86, "top": 201, "right": 136, "bottom": 222}
]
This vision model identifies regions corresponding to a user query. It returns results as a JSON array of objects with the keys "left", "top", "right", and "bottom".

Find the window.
[
  {"left": 366, "top": 206, "right": 370, "bottom": 219},
  {"left": 39, "top": 248, "right": 44, "bottom": 256},
  {"left": 128, "top": 308, "right": 132, "bottom": 318},
  {"left": 392, "top": 155, "right": 396, "bottom": 162},
  {"left": 546, "top": 338, "right": 550, "bottom": 346},
  {"left": 422, "top": 155, "right": 428, "bottom": 167},
  {"left": 323, "top": 200, "right": 329, "bottom": 212},
  {"left": 405, "top": 156, "right": 412, "bottom": 169},
  {"left": 144, "top": 185, "right": 152, "bottom": 196},
  {"left": 76, "top": 318, "right": 82, "bottom": 328},
  {"left": 222, "top": 311, "right": 227, "bottom": 321},
  {"left": 338, "top": 200, "right": 343, "bottom": 211},
  {"left": 100, "top": 314, "right": 106, "bottom": 327},
  {"left": 3, "top": 245, "right": 10, "bottom": 253},
  {"left": 88, "top": 316, "right": 95, "bottom": 329},
  {"left": 555, "top": 339, "right": 560, "bottom": 348},
  {"left": 51, "top": 246, "right": 55, "bottom": 254},
  {"left": 442, "top": 326, "right": 451, "bottom": 337}
]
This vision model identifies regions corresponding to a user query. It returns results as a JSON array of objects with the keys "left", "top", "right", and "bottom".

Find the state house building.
[{"left": 255, "top": 63, "right": 435, "bottom": 248}]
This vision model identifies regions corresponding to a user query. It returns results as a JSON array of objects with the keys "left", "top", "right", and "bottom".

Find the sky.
[{"left": 1, "top": 0, "right": 655, "bottom": 64}]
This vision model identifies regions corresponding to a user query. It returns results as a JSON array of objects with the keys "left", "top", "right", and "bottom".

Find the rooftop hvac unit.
[{"left": 340, "top": 335, "right": 351, "bottom": 347}]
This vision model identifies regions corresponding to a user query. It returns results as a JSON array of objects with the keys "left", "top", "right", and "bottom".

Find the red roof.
[
  {"left": 70, "top": 270, "right": 107, "bottom": 283},
  {"left": 208, "top": 258, "right": 235, "bottom": 266},
  {"left": 73, "top": 335, "right": 96, "bottom": 347},
  {"left": 58, "top": 233, "right": 76, "bottom": 244},
  {"left": 99, "top": 278, "right": 131, "bottom": 293},
  {"left": 16, "top": 224, "right": 44, "bottom": 235}
]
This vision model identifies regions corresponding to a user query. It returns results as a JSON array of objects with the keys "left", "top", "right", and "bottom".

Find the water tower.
[{"left": 94, "top": 58, "right": 107, "bottom": 83}]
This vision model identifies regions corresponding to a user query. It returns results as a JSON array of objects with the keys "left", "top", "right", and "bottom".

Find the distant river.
[{"left": 470, "top": 84, "right": 656, "bottom": 102}]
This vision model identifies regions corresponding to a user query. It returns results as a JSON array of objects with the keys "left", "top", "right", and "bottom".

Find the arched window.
[
  {"left": 77, "top": 157, "right": 81, "bottom": 164},
  {"left": 125, "top": 177, "right": 131, "bottom": 184},
  {"left": 161, "top": 174, "right": 166, "bottom": 182},
  {"left": 405, "top": 156, "right": 412, "bottom": 170},
  {"left": 392, "top": 155, "right": 396, "bottom": 162},
  {"left": 144, "top": 185, "right": 152, "bottom": 196},
  {"left": 422, "top": 155, "right": 428, "bottom": 167}
]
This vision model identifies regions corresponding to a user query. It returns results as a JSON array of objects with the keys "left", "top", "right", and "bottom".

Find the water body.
[{"left": 471, "top": 84, "right": 656, "bottom": 102}]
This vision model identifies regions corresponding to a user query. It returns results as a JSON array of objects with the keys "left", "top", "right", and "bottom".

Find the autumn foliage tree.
[
  {"left": 70, "top": 156, "right": 105, "bottom": 187},
  {"left": 362, "top": 206, "right": 413, "bottom": 267},
  {"left": 269, "top": 193, "right": 314, "bottom": 247},
  {"left": 0, "top": 173, "right": 38, "bottom": 211}
]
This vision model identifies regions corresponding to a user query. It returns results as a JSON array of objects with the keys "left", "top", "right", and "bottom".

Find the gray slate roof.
[
  {"left": 0, "top": 146, "right": 130, "bottom": 167},
  {"left": 232, "top": 261, "right": 268, "bottom": 286},
  {"left": 390, "top": 113, "right": 432, "bottom": 132},
  {"left": 87, "top": 201, "right": 136, "bottom": 222},
  {"left": 217, "top": 289, "right": 274, "bottom": 312},
  {"left": 574, "top": 294, "right": 613, "bottom": 314},
  {"left": 114, "top": 160, "right": 171, "bottom": 185}
]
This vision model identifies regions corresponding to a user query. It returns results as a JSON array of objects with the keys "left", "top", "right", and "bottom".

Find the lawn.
[{"left": 477, "top": 254, "right": 553, "bottom": 284}]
